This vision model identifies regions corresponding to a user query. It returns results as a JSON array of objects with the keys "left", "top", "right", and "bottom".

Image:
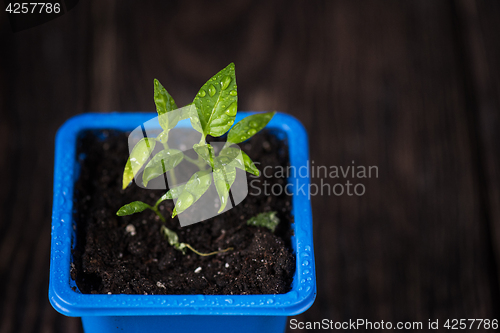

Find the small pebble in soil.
[
  {"left": 125, "top": 224, "right": 136, "bottom": 236},
  {"left": 195, "top": 267, "right": 202, "bottom": 274},
  {"left": 156, "top": 281, "right": 166, "bottom": 289},
  {"left": 225, "top": 263, "right": 230, "bottom": 268}
]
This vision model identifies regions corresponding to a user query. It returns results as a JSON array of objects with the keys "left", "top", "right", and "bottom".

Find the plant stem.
[
  {"left": 168, "top": 169, "right": 178, "bottom": 185},
  {"left": 151, "top": 206, "right": 166, "bottom": 223},
  {"left": 184, "top": 243, "right": 233, "bottom": 256},
  {"left": 184, "top": 154, "right": 208, "bottom": 171}
]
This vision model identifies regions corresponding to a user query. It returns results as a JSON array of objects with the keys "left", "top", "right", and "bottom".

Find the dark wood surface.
[{"left": 1, "top": 1, "right": 500, "bottom": 332}]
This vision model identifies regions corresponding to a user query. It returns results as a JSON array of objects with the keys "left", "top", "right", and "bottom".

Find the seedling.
[
  {"left": 246, "top": 211, "right": 280, "bottom": 233},
  {"left": 117, "top": 63, "right": 275, "bottom": 255}
]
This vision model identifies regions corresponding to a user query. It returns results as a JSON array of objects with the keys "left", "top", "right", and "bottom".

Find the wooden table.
[{"left": 1, "top": 1, "right": 499, "bottom": 332}]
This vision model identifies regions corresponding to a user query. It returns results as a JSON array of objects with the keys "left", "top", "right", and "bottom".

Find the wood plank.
[{"left": 456, "top": 0, "right": 500, "bottom": 288}]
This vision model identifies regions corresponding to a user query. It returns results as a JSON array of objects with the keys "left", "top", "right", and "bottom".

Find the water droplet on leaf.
[
  {"left": 221, "top": 76, "right": 231, "bottom": 90},
  {"left": 225, "top": 102, "right": 237, "bottom": 116},
  {"left": 229, "top": 90, "right": 237, "bottom": 96},
  {"left": 208, "top": 85, "right": 216, "bottom": 97},
  {"left": 198, "top": 90, "right": 206, "bottom": 97}
]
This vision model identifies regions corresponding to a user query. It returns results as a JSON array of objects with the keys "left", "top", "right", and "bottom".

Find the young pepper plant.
[{"left": 117, "top": 63, "right": 275, "bottom": 256}]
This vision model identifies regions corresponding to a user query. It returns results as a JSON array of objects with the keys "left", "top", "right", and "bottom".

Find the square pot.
[{"left": 49, "top": 112, "right": 316, "bottom": 333}]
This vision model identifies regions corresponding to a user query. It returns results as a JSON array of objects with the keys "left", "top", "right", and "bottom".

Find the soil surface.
[{"left": 72, "top": 129, "right": 295, "bottom": 295}]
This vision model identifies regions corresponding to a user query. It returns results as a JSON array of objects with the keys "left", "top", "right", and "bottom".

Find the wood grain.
[{"left": 0, "top": 1, "right": 499, "bottom": 332}]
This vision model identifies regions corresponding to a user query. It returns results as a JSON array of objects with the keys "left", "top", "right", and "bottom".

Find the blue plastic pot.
[{"left": 49, "top": 112, "right": 316, "bottom": 333}]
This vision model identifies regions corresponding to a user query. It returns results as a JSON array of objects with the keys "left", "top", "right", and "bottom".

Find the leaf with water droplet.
[
  {"left": 142, "top": 149, "right": 184, "bottom": 186},
  {"left": 213, "top": 166, "right": 236, "bottom": 213},
  {"left": 184, "top": 170, "right": 212, "bottom": 200},
  {"left": 193, "top": 63, "right": 237, "bottom": 137},
  {"left": 172, "top": 170, "right": 212, "bottom": 216},
  {"left": 180, "top": 103, "right": 203, "bottom": 134},
  {"left": 159, "top": 184, "right": 183, "bottom": 202},
  {"left": 214, "top": 145, "right": 242, "bottom": 168},
  {"left": 227, "top": 111, "right": 275, "bottom": 144},
  {"left": 158, "top": 104, "right": 197, "bottom": 135},
  {"left": 154, "top": 79, "right": 178, "bottom": 131},
  {"left": 175, "top": 191, "right": 194, "bottom": 212},
  {"left": 156, "top": 130, "right": 169, "bottom": 144},
  {"left": 193, "top": 143, "right": 214, "bottom": 168},
  {"left": 116, "top": 201, "right": 152, "bottom": 216},
  {"left": 226, "top": 151, "right": 259, "bottom": 176},
  {"left": 122, "top": 138, "right": 156, "bottom": 189},
  {"left": 247, "top": 211, "right": 280, "bottom": 232}
]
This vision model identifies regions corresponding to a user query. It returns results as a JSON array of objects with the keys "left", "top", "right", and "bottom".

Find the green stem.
[
  {"left": 151, "top": 206, "right": 166, "bottom": 223},
  {"left": 184, "top": 154, "right": 208, "bottom": 171},
  {"left": 184, "top": 243, "right": 233, "bottom": 256},
  {"left": 160, "top": 157, "right": 178, "bottom": 187},
  {"left": 168, "top": 169, "right": 178, "bottom": 186}
]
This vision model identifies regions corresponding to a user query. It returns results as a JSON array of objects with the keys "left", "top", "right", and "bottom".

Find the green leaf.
[
  {"left": 161, "top": 184, "right": 184, "bottom": 201},
  {"left": 161, "top": 226, "right": 232, "bottom": 256},
  {"left": 122, "top": 159, "right": 134, "bottom": 190},
  {"left": 156, "top": 130, "right": 169, "bottom": 144},
  {"left": 213, "top": 166, "right": 236, "bottom": 213},
  {"left": 185, "top": 103, "right": 203, "bottom": 134},
  {"left": 154, "top": 191, "right": 172, "bottom": 210},
  {"left": 142, "top": 149, "right": 184, "bottom": 186},
  {"left": 173, "top": 170, "right": 213, "bottom": 216},
  {"left": 194, "top": 63, "right": 238, "bottom": 137},
  {"left": 161, "top": 225, "right": 179, "bottom": 247},
  {"left": 226, "top": 150, "right": 259, "bottom": 177},
  {"left": 214, "top": 146, "right": 241, "bottom": 168},
  {"left": 161, "top": 226, "right": 187, "bottom": 254},
  {"left": 154, "top": 79, "right": 178, "bottom": 131},
  {"left": 157, "top": 104, "right": 197, "bottom": 137},
  {"left": 116, "top": 201, "right": 152, "bottom": 216},
  {"left": 193, "top": 143, "right": 214, "bottom": 168},
  {"left": 227, "top": 112, "right": 275, "bottom": 144},
  {"left": 122, "top": 138, "right": 156, "bottom": 189},
  {"left": 246, "top": 211, "right": 280, "bottom": 232}
]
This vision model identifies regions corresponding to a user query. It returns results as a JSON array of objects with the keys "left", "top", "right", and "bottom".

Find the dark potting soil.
[{"left": 72, "top": 129, "right": 295, "bottom": 295}]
